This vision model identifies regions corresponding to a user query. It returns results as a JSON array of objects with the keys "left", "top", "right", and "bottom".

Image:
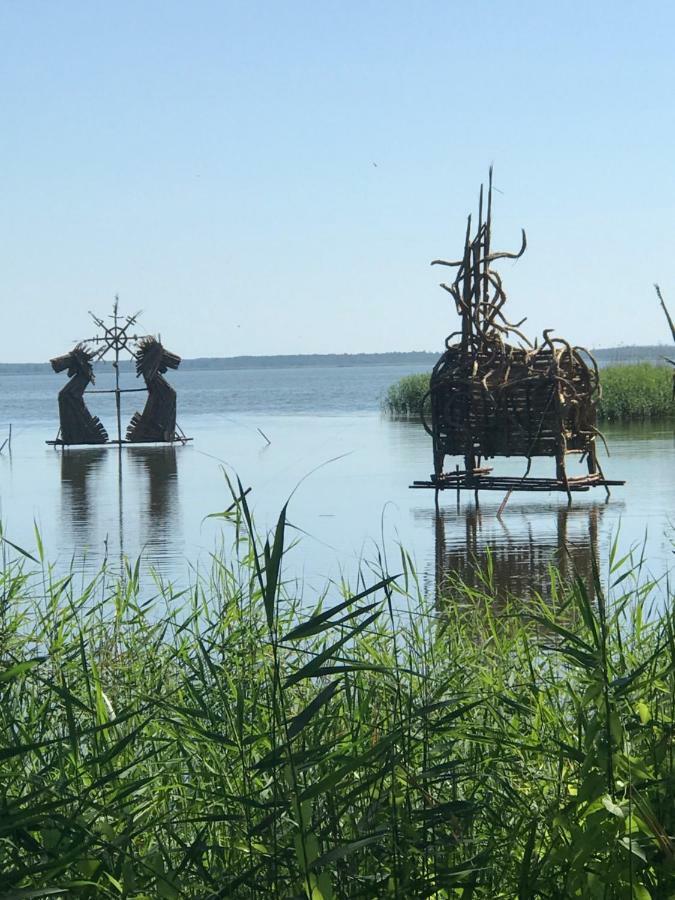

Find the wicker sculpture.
[
  {"left": 49, "top": 301, "right": 189, "bottom": 447},
  {"left": 50, "top": 345, "right": 109, "bottom": 445},
  {"left": 127, "top": 337, "right": 181, "bottom": 442},
  {"left": 413, "top": 171, "right": 623, "bottom": 502}
]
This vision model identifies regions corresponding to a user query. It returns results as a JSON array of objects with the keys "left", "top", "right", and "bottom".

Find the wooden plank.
[
  {"left": 410, "top": 474, "right": 625, "bottom": 492},
  {"left": 46, "top": 438, "right": 193, "bottom": 447}
]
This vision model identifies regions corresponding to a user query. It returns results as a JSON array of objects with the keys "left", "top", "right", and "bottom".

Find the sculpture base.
[
  {"left": 411, "top": 470, "right": 625, "bottom": 494},
  {"left": 46, "top": 438, "right": 193, "bottom": 447}
]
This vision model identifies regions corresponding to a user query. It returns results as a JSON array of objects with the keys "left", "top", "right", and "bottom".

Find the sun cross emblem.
[{"left": 84, "top": 297, "right": 143, "bottom": 360}]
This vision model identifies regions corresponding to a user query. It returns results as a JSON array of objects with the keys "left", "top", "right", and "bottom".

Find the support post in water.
[{"left": 113, "top": 296, "right": 122, "bottom": 445}]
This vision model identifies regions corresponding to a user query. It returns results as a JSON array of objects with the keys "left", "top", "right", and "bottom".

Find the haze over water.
[{"left": 0, "top": 362, "right": 673, "bottom": 599}]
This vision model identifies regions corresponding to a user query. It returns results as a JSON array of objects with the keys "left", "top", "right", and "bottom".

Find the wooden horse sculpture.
[
  {"left": 50, "top": 345, "right": 109, "bottom": 445},
  {"left": 126, "top": 337, "right": 182, "bottom": 442}
]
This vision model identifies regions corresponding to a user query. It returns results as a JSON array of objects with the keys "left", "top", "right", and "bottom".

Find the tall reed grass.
[
  {"left": 0, "top": 497, "right": 674, "bottom": 897},
  {"left": 382, "top": 364, "right": 674, "bottom": 422},
  {"left": 382, "top": 372, "right": 431, "bottom": 418},
  {"left": 597, "top": 363, "right": 673, "bottom": 422}
]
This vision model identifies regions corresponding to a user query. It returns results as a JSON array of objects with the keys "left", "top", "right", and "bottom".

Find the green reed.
[
  {"left": 597, "top": 363, "right": 673, "bottom": 422},
  {"left": 0, "top": 499, "right": 674, "bottom": 898},
  {"left": 382, "top": 364, "right": 674, "bottom": 422},
  {"left": 382, "top": 372, "right": 431, "bottom": 418}
]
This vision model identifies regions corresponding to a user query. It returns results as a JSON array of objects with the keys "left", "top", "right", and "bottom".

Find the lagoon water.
[{"left": 0, "top": 363, "right": 673, "bottom": 598}]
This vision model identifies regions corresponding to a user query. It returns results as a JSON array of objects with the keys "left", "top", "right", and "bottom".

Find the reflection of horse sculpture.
[
  {"left": 127, "top": 338, "right": 182, "bottom": 442},
  {"left": 50, "top": 345, "right": 109, "bottom": 445},
  {"left": 127, "top": 446, "right": 178, "bottom": 523},
  {"left": 60, "top": 447, "right": 107, "bottom": 541}
]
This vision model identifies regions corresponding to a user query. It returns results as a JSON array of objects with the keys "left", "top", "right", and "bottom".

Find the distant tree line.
[{"left": 0, "top": 346, "right": 671, "bottom": 373}]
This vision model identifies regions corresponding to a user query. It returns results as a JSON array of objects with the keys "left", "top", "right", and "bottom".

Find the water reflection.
[
  {"left": 127, "top": 447, "right": 182, "bottom": 572},
  {"left": 59, "top": 448, "right": 108, "bottom": 546},
  {"left": 58, "top": 446, "right": 184, "bottom": 576},
  {"left": 17, "top": 412, "right": 669, "bottom": 593},
  {"left": 416, "top": 501, "right": 613, "bottom": 603}
]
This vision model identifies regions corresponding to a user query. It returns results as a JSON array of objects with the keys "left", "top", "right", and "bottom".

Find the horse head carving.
[{"left": 50, "top": 344, "right": 96, "bottom": 382}]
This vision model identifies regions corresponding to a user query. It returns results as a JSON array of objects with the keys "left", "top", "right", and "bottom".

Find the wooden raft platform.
[
  {"left": 47, "top": 438, "right": 193, "bottom": 447},
  {"left": 411, "top": 469, "right": 625, "bottom": 493}
]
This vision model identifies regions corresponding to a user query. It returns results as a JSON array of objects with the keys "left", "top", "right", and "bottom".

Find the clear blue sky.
[{"left": 2, "top": 1, "right": 674, "bottom": 362}]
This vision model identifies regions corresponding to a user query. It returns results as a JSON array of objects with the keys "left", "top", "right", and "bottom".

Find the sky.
[{"left": 2, "top": 0, "right": 675, "bottom": 362}]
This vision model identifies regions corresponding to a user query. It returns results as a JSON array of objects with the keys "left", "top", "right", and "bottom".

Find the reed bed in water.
[
  {"left": 382, "top": 364, "right": 674, "bottom": 422},
  {"left": 1, "top": 494, "right": 674, "bottom": 898},
  {"left": 597, "top": 363, "right": 673, "bottom": 422}
]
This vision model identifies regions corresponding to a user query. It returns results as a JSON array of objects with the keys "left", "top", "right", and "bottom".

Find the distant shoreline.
[{"left": 0, "top": 346, "right": 670, "bottom": 374}]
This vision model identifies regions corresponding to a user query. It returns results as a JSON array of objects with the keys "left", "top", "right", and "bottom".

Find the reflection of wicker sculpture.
[
  {"left": 127, "top": 338, "right": 181, "bottom": 442},
  {"left": 414, "top": 171, "right": 622, "bottom": 501},
  {"left": 432, "top": 502, "right": 603, "bottom": 603},
  {"left": 50, "top": 345, "right": 109, "bottom": 445}
]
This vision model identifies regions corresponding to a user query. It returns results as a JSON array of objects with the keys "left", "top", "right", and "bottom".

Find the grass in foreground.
[
  {"left": 382, "top": 364, "right": 674, "bottom": 422},
  {"left": 0, "top": 497, "right": 674, "bottom": 898}
]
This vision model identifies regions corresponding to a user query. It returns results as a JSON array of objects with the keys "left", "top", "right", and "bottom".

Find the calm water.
[{"left": 0, "top": 364, "right": 673, "bottom": 598}]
